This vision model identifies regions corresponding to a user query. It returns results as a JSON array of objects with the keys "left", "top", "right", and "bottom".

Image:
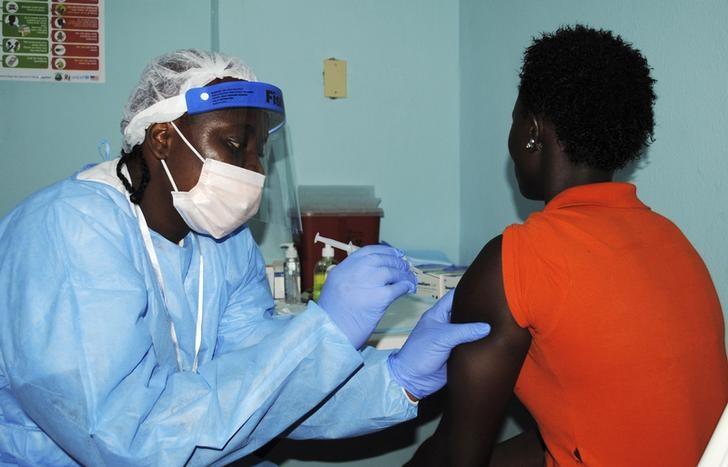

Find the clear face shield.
[
  {"left": 185, "top": 81, "right": 302, "bottom": 239},
  {"left": 257, "top": 123, "right": 302, "bottom": 237}
]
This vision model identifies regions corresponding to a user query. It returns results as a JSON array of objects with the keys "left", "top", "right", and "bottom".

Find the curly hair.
[{"left": 519, "top": 25, "right": 656, "bottom": 171}]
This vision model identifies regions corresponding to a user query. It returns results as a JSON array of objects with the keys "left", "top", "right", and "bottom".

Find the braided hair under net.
[{"left": 116, "top": 145, "right": 150, "bottom": 205}]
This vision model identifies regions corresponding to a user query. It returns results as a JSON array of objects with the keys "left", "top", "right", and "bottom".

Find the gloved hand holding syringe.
[{"left": 314, "top": 232, "right": 489, "bottom": 402}]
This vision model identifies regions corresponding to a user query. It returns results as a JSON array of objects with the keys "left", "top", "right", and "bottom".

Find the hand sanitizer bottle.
[
  {"left": 281, "top": 243, "right": 301, "bottom": 304},
  {"left": 312, "top": 243, "right": 337, "bottom": 301}
]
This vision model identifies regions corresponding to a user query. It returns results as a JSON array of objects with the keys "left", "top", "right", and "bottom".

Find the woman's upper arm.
[{"left": 421, "top": 235, "right": 532, "bottom": 466}]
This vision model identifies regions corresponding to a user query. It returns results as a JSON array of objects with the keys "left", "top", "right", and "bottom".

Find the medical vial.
[
  {"left": 281, "top": 243, "right": 301, "bottom": 304},
  {"left": 312, "top": 243, "right": 337, "bottom": 301}
]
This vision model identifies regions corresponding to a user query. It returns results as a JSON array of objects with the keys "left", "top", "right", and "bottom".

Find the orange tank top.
[{"left": 502, "top": 182, "right": 728, "bottom": 466}]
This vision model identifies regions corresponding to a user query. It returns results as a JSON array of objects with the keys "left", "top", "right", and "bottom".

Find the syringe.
[
  {"left": 314, "top": 232, "right": 360, "bottom": 255},
  {"left": 313, "top": 233, "right": 446, "bottom": 297},
  {"left": 314, "top": 233, "right": 431, "bottom": 276}
]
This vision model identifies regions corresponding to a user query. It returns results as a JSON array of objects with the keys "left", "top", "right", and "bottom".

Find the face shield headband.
[
  {"left": 123, "top": 80, "right": 286, "bottom": 150},
  {"left": 185, "top": 81, "right": 286, "bottom": 134}
]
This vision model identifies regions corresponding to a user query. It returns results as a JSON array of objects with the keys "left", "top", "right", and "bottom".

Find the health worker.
[{"left": 0, "top": 49, "right": 490, "bottom": 466}]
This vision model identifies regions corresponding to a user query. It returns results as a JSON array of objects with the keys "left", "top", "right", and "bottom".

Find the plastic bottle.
[
  {"left": 281, "top": 243, "right": 301, "bottom": 304},
  {"left": 312, "top": 243, "right": 338, "bottom": 301}
]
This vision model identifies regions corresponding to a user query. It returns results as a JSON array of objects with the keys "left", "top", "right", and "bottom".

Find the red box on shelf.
[{"left": 294, "top": 186, "right": 383, "bottom": 292}]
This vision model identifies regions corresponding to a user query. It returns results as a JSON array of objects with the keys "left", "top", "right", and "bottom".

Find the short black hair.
[{"left": 519, "top": 25, "right": 656, "bottom": 172}]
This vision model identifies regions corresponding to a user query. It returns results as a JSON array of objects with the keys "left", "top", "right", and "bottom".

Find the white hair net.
[{"left": 121, "top": 49, "right": 257, "bottom": 153}]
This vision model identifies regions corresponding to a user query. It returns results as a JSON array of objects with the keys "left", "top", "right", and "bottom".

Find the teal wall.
[
  {"left": 1, "top": 2, "right": 724, "bottom": 285},
  {"left": 217, "top": 0, "right": 461, "bottom": 262},
  {"left": 0, "top": 1, "right": 212, "bottom": 216},
  {"left": 216, "top": 3, "right": 461, "bottom": 462},
  {"left": 459, "top": 0, "right": 728, "bottom": 316}
]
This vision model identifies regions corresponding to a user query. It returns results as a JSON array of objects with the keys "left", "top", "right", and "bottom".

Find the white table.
[{"left": 368, "top": 294, "right": 435, "bottom": 349}]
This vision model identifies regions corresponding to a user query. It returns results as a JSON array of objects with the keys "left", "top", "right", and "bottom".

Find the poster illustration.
[{"left": 1, "top": 0, "right": 104, "bottom": 83}]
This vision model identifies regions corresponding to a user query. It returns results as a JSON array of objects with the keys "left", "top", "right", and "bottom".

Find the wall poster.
[{"left": 1, "top": 0, "right": 104, "bottom": 83}]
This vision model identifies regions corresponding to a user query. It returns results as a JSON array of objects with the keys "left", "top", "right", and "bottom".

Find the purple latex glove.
[
  {"left": 317, "top": 245, "right": 417, "bottom": 349},
  {"left": 387, "top": 290, "right": 491, "bottom": 399}
]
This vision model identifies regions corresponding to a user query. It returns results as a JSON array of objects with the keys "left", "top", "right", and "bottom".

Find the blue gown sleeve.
[
  {"left": 213, "top": 227, "right": 286, "bottom": 356},
  {"left": 0, "top": 195, "right": 364, "bottom": 466},
  {"left": 285, "top": 336, "right": 419, "bottom": 440},
  {"left": 210, "top": 235, "right": 418, "bottom": 445}
]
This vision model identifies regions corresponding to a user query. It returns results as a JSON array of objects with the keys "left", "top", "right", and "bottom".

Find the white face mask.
[{"left": 160, "top": 121, "right": 265, "bottom": 239}]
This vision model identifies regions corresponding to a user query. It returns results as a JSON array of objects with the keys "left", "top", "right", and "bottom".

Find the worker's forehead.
[{"left": 187, "top": 108, "right": 267, "bottom": 127}]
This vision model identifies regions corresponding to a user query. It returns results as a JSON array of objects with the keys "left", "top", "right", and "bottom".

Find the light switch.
[{"left": 323, "top": 58, "right": 347, "bottom": 99}]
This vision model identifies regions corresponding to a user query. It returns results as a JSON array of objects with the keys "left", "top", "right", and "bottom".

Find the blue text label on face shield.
[{"left": 185, "top": 81, "right": 285, "bottom": 131}]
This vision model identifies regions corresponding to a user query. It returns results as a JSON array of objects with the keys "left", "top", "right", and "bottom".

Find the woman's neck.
[{"left": 542, "top": 153, "right": 613, "bottom": 204}]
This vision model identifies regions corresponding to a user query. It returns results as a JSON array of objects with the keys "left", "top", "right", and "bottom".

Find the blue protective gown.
[{"left": 0, "top": 160, "right": 417, "bottom": 466}]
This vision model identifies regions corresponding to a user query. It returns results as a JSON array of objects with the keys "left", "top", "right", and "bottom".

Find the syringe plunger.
[{"left": 314, "top": 232, "right": 360, "bottom": 255}]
